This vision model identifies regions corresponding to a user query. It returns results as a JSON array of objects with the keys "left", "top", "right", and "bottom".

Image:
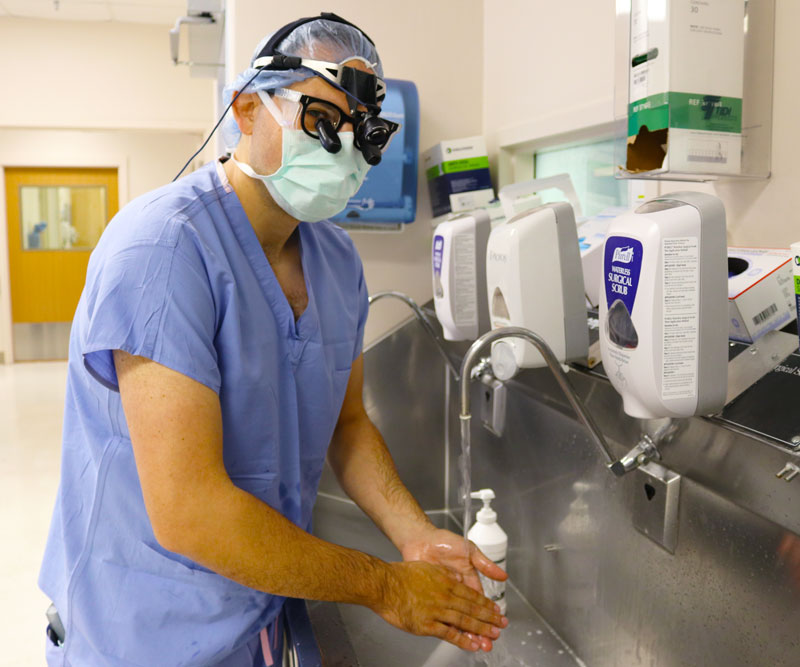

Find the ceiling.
[{"left": 0, "top": 0, "right": 189, "bottom": 26}]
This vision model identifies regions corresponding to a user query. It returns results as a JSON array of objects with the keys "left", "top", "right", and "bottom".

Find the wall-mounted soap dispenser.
[
  {"left": 485, "top": 202, "right": 589, "bottom": 380},
  {"left": 432, "top": 209, "right": 492, "bottom": 341},
  {"left": 599, "top": 191, "right": 728, "bottom": 419}
]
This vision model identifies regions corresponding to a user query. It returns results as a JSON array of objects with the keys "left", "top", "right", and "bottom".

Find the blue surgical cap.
[{"left": 221, "top": 18, "right": 384, "bottom": 150}]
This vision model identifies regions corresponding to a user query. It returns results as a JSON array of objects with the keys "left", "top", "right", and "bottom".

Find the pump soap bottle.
[{"left": 468, "top": 489, "right": 508, "bottom": 615}]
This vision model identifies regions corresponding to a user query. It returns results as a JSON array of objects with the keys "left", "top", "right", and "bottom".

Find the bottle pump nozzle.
[{"left": 470, "top": 488, "right": 497, "bottom": 523}]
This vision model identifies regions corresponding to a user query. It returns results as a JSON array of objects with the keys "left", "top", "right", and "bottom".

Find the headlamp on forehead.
[
  {"left": 252, "top": 54, "right": 387, "bottom": 110},
  {"left": 251, "top": 12, "right": 386, "bottom": 109}
]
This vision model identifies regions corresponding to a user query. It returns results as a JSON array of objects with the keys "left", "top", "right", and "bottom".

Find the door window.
[{"left": 19, "top": 185, "right": 108, "bottom": 251}]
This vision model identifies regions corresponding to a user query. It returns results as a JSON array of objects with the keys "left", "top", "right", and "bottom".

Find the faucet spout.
[
  {"left": 368, "top": 291, "right": 460, "bottom": 380},
  {"left": 459, "top": 326, "right": 620, "bottom": 475},
  {"left": 608, "top": 419, "right": 675, "bottom": 476},
  {"left": 609, "top": 434, "right": 662, "bottom": 477}
]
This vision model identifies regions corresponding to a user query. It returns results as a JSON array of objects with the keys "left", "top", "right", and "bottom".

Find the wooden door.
[{"left": 5, "top": 167, "right": 119, "bottom": 359}]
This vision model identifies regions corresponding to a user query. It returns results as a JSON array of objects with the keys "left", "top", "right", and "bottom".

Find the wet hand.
[
  {"left": 373, "top": 560, "right": 507, "bottom": 652},
  {"left": 400, "top": 528, "right": 508, "bottom": 651},
  {"left": 401, "top": 527, "right": 508, "bottom": 594}
]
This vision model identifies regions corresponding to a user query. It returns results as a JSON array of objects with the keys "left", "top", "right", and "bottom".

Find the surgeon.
[{"left": 39, "top": 12, "right": 507, "bottom": 666}]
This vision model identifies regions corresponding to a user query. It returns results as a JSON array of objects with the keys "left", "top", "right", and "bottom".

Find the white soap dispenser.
[
  {"left": 598, "top": 191, "right": 728, "bottom": 418},
  {"left": 432, "top": 209, "right": 492, "bottom": 341},
  {"left": 468, "top": 489, "right": 508, "bottom": 615},
  {"left": 485, "top": 202, "right": 589, "bottom": 379}
]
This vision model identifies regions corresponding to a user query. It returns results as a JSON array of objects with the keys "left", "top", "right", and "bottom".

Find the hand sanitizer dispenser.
[
  {"left": 599, "top": 192, "right": 728, "bottom": 419},
  {"left": 486, "top": 202, "right": 589, "bottom": 379},
  {"left": 432, "top": 210, "right": 492, "bottom": 341}
]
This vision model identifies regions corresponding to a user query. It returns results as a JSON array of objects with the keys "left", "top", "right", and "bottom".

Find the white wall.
[
  {"left": 0, "top": 17, "right": 214, "bottom": 132},
  {"left": 483, "top": 0, "right": 800, "bottom": 249},
  {"left": 483, "top": 0, "right": 616, "bottom": 152},
  {"left": 226, "top": 0, "right": 485, "bottom": 346},
  {"left": 0, "top": 17, "right": 216, "bottom": 362}
]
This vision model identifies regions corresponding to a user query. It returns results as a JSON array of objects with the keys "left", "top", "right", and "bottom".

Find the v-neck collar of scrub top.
[{"left": 215, "top": 159, "right": 319, "bottom": 363}]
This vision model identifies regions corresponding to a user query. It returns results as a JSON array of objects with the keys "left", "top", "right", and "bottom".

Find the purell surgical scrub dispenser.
[
  {"left": 599, "top": 192, "right": 728, "bottom": 419},
  {"left": 486, "top": 202, "right": 589, "bottom": 380},
  {"left": 330, "top": 79, "right": 419, "bottom": 225},
  {"left": 432, "top": 210, "right": 491, "bottom": 341}
]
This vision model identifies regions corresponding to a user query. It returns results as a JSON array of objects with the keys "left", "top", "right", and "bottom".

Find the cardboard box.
[
  {"left": 626, "top": 0, "right": 745, "bottom": 176},
  {"left": 728, "top": 248, "right": 796, "bottom": 343},
  {"left": 423, "top": 136, "right": 494, "bottom": 218}
]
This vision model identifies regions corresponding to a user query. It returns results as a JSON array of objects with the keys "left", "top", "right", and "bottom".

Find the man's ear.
[{"left": 231, "top": 92, "right": 259, "bottom": 136}]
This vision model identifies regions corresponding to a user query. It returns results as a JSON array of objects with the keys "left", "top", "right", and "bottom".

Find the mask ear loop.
[
  {"left": 256, "top": 89, "right": 300, "bottom": 129},
  {"left": 230, "top": 90, "right": 301, "bottom": 180}
]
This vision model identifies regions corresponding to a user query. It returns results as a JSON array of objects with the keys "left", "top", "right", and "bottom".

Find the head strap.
[
  {"left": 251, "top": 13, "right": 384, "bottom": 111},
  {"left": 255, "top": 12, "right": 375, "bottom": 63}
]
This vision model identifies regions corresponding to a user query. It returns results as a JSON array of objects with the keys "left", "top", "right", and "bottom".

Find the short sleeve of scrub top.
[{"left": 81, "top": 228, "right": 221, "bottom": 394}]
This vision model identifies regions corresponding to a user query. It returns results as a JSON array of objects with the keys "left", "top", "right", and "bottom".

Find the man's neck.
[{"left": 223, "top": 157, "right": 298, "bottom": 262}]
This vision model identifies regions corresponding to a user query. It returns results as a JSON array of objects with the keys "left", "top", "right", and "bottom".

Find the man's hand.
[
  {"left": 401, "top": 527, "right": 508, "bottom": 651},
  {"left": 401, "top": 527, "right": 508, "bottom": 593},
  {"left": 371, "top": 560, "right": 506, "bottom": 653}
]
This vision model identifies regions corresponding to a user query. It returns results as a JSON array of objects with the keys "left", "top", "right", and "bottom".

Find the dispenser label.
[
  {"left": 478, "top": 558, "right": 506, "bottom": 606},
  {"left": 453, "top": 233, "right": 478, "bottom": 328},
  {"left": 604, "top": 236, "right": 644, "bottom": 314},
  {"left": 662, "top": 237, "right": 699, "bottom": 401}
]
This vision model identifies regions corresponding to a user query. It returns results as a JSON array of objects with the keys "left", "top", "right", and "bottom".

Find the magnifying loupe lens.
[
  {"left": 359, "top": 117, "right": 390, "bottom": 147},
  {"left": 360, "top": 141, "right": 382, "bottom": 166}
]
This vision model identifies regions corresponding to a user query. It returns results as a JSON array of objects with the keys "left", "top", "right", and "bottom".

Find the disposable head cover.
[{"left": 221, "top": 18, "right": 384, "bottom": 150}]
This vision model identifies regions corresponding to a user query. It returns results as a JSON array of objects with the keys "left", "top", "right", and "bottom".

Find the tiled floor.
[{"left": 0, "top": 361, "right": 67, "bottom": 667}]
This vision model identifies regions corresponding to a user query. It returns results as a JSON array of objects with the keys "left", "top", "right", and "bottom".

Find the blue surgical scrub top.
[{"left": 39, "top": 160, "right": 369, "bottom": 666}]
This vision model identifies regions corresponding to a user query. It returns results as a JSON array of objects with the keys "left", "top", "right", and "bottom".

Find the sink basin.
[{"left": 310, "top": 494, "right": 583, "bottom": 666}]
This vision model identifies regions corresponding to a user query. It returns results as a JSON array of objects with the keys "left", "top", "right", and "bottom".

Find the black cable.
[{"left": 172, "top": 68, "right": 264, "bottom": 182}]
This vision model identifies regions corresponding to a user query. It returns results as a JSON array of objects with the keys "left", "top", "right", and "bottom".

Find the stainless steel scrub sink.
[
  {"left": 309, "top": 494, "right": 582, "bottom": 667},
  {"left": 304, "top": 306, "right": 800, "bottom": 666}
]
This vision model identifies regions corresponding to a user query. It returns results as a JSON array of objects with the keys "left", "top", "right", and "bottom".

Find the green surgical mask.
[{"left": 231, "top": 91, "right": 369, "bottom": 222}]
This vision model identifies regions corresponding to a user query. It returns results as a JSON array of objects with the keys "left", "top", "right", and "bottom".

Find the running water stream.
[
  {"left": 459, "top": 414, "right": 472, "bottom": 546},
  {"left": 460, "top": 412, "right": 512, "bottom": 666}
]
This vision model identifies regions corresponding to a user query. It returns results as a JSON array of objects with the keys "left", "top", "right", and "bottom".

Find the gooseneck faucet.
[
  {"left": 459, "top": 326, "right": 649, "bottom": 477},
  {"left": 368, "top": 291, "right": 460, "bottom": 380}
]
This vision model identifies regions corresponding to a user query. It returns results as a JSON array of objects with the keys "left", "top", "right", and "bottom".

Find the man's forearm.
[
  {"left": 327, "top": 412, "right": 435, "bottom": 551},
  {"left": 162, "top": 478, "right": 389, "bottom": 608},
  {"left": 166, "top": 476, "right": 506, "bottom": 654}
]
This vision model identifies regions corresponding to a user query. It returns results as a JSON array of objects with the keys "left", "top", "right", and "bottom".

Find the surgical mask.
[{"left": 231, "top": 90, "right": 369, "bottom": 222}]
